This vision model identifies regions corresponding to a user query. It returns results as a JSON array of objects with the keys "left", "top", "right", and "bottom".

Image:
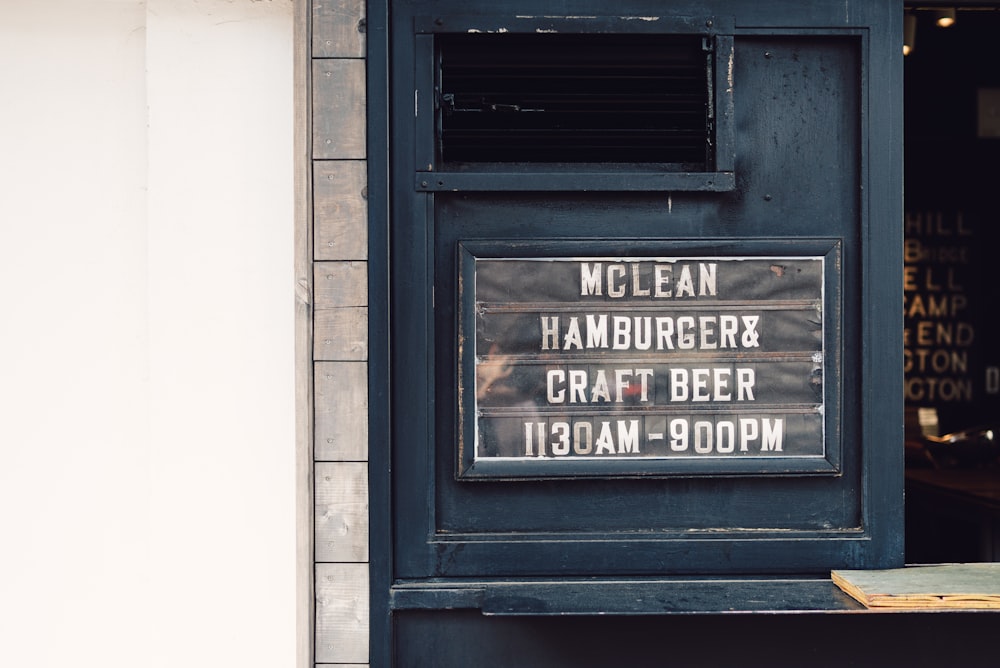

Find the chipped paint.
[
  {"left": 684, "top": 527, "right": 803, "bottom": 533},
  {"left": 514, "top": 15, "right": 657, "bottom": 21},
  {"left": 727, "top": 48, "right": 735, "bottom": 93}
]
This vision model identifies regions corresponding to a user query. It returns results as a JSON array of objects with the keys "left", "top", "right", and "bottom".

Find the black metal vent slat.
[{"left": 438, "top": 33, "right": 710, "bottom": 164}]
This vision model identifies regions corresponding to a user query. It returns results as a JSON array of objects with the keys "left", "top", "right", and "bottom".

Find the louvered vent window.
[{"left": 438, "top": 33, "right": 711, "bottom": 166}]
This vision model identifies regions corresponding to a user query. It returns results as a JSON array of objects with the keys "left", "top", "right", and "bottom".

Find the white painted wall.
[{"left": 0, "top": 1, "right": 296, "bottom": 665}]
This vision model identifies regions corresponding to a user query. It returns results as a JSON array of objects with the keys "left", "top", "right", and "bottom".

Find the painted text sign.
[{"left": 469, "top": 256, "right": 826, "bottom": 471}]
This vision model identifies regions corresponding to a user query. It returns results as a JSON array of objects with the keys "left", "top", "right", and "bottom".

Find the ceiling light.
[{"left": 932, "top": 8, "right": 956, "bottom": 28}]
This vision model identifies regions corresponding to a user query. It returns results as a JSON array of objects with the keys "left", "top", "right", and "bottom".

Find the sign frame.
[{"left": 457, "top": 238, "right": 843, "bottom": 479}]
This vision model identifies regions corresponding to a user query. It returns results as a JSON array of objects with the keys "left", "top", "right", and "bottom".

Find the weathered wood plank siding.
[
  {"left": 313, "top": 59, "right": 367, "bottom": 159},
  {"left": 315, "top": 361, "right": 369, "bottom": 461},
  {"left": 312, "top": 0, "right": 366, "bottom": 58},
  {"left": 316, "top": 461, "right": 370, "bottom": 562},
  {"left": 309, "top": 0, "right": 370, "bottom": 665},
  {"left": 314, "top": 160, "right": 368, "bottom": 261},
  {"left": 316, "top": 562, "right": 371, "bottom": 664},
  {"left": 314, "top": 307, "right": 368, "bottom": 361},
  {"left": 314, "top": 261, "right": 367, "bottom": 307}
]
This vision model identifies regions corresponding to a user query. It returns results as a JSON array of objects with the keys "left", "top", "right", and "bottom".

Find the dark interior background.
[
  {"left": 903, "top": 9, "right": 1000, "bottom": 432},
  {"left": 903, "top": 7, "right": 1000, "bottom": 564}
]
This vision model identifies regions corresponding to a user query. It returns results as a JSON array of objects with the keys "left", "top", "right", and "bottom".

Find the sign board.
[{"left": 459, "top": 245, "right": 838, "bottom": 478}]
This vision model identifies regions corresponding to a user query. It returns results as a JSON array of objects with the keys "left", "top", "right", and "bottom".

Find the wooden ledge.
[
  {"left": 391, "top": 574, "right": 1000, "bottom": 615},
  {"left": 391, "top": 576, "right": 866, "bottom": 615}
]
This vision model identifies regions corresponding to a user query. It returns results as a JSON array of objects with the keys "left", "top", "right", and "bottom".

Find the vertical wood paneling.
[
  {"left": 314, "top": 307, "right": 368, "bottom": 361},
  {"left": 309, "top": 0, "right": 369, "bottom": 664},
  {"left": 313, "top": 59, "right": 366, "bottom": 159},
  {"left": 315, "top": 362, "right": 368, "bottom": 461},
  {"left": 312, "top": 0, "right": 366, "bottom": 58},
  {"left": 315, "top": 462, "right": 369, "bottom": 562},
  {"left": 314, "top": 261, "right": 367, "bottom": 308},
  {"left": 314, "top": 160, "right": 368, "bottom": 261},
  {"left": 316, "top": 562, "right": 370, "bottom": 664}
]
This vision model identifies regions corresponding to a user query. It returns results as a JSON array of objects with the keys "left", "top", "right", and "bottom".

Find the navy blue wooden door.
[{"left": 376, "top": 9, "right": 902, "bottom": 660}]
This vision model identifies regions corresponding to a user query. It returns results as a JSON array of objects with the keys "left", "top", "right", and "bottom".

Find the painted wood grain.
[
  {"left": 312, "top": 0, "right": 366, "bottom": 58},
  {"left": 315, "top": 362, "right": 368, "bottom": 461},
  {"left": 314, "top": 261, "right": 367, "bottom": 309},
  {"left": 314, "top": 307, "right": 368, "bottom": 361},
  {"left": 314, "top": 160, "right": 368, "bottom": 261},
  {"left": 313, "top": 59, "right": 366, "bottom": 159},
  {"left": 315, "top": 462, "right": 369, "bottom": 562},
  {"left": 316, "top": 562, "right": 369, "bottom": 664}
]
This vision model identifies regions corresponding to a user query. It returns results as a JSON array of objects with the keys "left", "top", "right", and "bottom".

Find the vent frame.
[{"left": 412, "top": 15, "right": 735, "bottom": 192}]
